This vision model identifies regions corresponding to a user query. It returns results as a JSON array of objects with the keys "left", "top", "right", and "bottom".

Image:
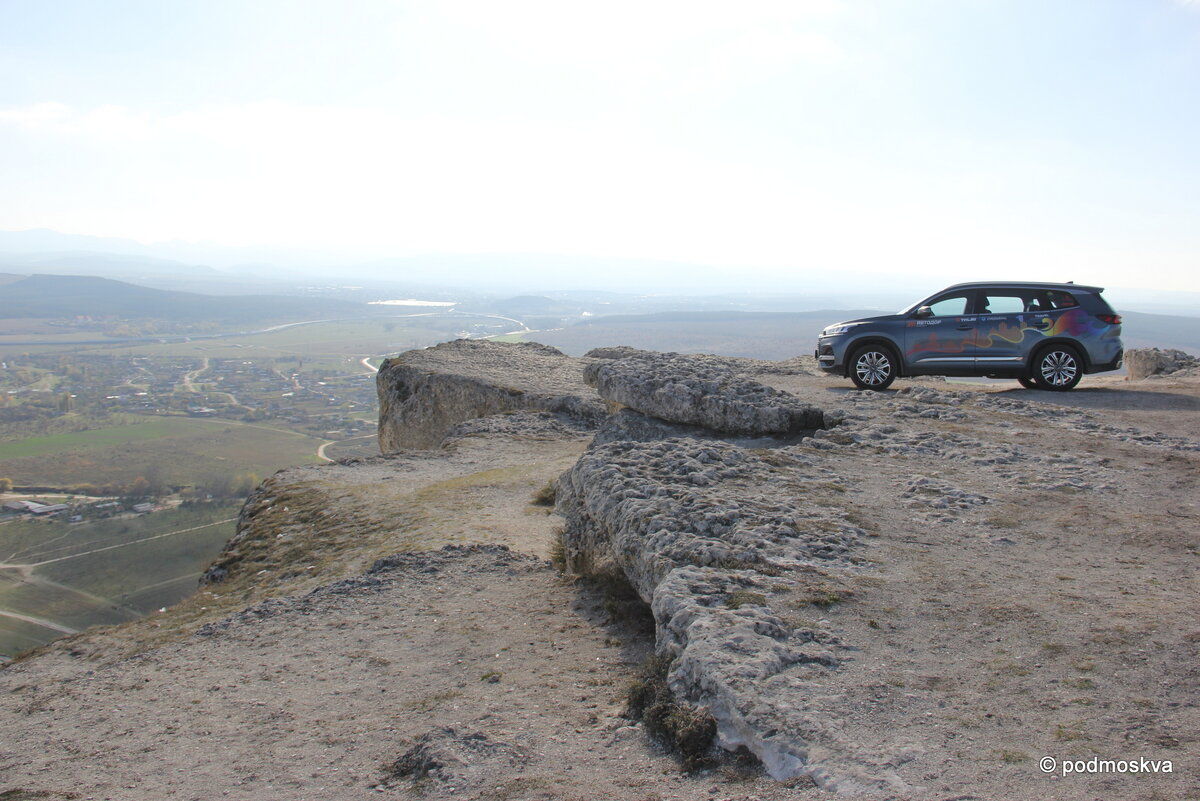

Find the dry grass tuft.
[
  {"left": 547, "top": 525, "right": 567, "bottom": 570},
  {"left": 724, "top": 590, "right": 768, "bottom": 609},
  {"left": 530, "top": 480, "right": 557, "bottom": 507},
  {"left": 625, "top": 653, "right": 717, "bottom": 770}
]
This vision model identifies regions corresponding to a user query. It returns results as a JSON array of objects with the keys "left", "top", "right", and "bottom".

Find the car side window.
[
  {"left": 926, "top": 293, "right": 971, "bottom": 317},
  {"left": 1023, "top": 292, "right": 1052, "bottom": 312},
  {"left": 981, "top": 294, "right": 1025, "bottom": 314}
]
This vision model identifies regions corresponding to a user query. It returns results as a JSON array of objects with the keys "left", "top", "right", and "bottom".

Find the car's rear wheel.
[
  {"left": 1033, "top": 345, "right": 1083, "bottom": 391},
  {"left": 849, "top": 344, "right": 897, "bottom": 391},
  {"left": 1017, "top": 376, "right": 1039, "bottom": 389}
]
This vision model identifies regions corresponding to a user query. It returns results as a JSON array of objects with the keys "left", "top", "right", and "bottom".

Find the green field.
[
  {"left": 0, "top": 416, "right": 324, "bottom": 487},
  {"left": 0, "top": 613, "right": 58, "bottom": 656},
  {"left": 0, "top": 568, "right": 136, "bottom": 632},
  {"left": 489, "top": 333, "right": 529, "bottom": 344},
  {"left": 0, "top": 503, "right": 238, "bottom": 659},
  {"left": 0, "top": 418, "right": 203, "bottom": 460}
]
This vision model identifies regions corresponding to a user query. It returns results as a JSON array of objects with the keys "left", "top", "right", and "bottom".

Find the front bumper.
[{"left": 815, "top": 339, "right": 840, "bottom": 373}]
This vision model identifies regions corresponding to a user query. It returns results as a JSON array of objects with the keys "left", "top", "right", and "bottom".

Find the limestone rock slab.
[
  {"left": 376, "top": 340, "right": 606, "bottom": 450},
  {"left": 556, "top": 437, "right": 907, "bottom": 794},
  {"left": 583, "top": 350, "right": 826, "bottom": 437}
]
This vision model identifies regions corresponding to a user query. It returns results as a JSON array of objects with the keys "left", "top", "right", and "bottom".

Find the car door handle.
[
  {"left": 1028, "top": 320, "right": 1051, "bottom": 329},
  {"left": 956, "top": 325, "right": 973, "bottom": 330}
]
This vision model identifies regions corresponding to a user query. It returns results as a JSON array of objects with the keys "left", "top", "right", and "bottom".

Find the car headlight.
[{"left": 821, "top": 324, "right": 856, "bottom": 337}]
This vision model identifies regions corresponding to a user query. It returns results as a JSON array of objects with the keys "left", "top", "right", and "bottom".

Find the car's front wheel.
[
  {"left": 849, "top": 344, "right": 897, "bottom": 391},
  {"left": 1033, "top": 345, "right": 1083, "bottom": 391}
]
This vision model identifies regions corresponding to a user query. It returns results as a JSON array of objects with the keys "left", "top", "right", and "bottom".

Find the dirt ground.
[
  {"left": 0, "top": 372, "right": 1197, "bottom": 800},
  {"left": 757, "top": 374, "right": 1200, "bottom": 799}
]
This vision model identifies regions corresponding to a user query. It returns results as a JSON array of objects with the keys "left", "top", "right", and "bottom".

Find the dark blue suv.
[{"left": 816, "top": 282, "right": 1124, "bottom": 391}]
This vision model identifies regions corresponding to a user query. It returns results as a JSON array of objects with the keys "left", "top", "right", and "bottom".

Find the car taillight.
[{"left": 1097, "top": 314, "right": 1121, "bottom": 325}]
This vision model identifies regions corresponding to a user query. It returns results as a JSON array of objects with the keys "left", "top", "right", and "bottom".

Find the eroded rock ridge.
[{"left": 558, "top": 348, "right": 907, "bottom": 793}]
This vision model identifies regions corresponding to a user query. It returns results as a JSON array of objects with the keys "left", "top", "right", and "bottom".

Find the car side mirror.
[{"left": 915, "top": 306, "right": 933, "bottom": 318}]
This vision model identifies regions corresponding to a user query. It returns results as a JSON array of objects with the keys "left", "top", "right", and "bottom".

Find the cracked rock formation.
[
  {"left": 583, "top": 349, "right": 827, "bottom": 437},
  {"left": 557, "top": 350, "right": 907, "bottom": 794},
  {"left": 376, "top": 340, "right": 606, "bottom": 450},
  {"left": 557, "top": 436, "right": 905, "bottom": 794}
]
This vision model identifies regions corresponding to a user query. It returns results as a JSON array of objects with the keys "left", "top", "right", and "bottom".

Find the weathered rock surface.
[
  {"left": 376, "top": 340, "right": 606, "bottom": 450},
  {"left": 556, "top": 432, "right": 908, "bottom": 794},
  {"left": 442, "top": 409, "right": 597, "bottom": 443},
  {"left": 558, "top": 439, "right": 859, "bottom": 592},
  {"left": 592, "top": 407, "right": 824, "bottom": 448},
  {"left": 1126, "top": 347, "right": 1200, "bottom": 380},
  {"left": 555, "top": 349, "right": 914, "bottom": 791},
  {"left": 583, "top": 349, "right": 827, "bottom": 437},
  {"left": 583, "top": 346, "right": 821, "bottom": 379},
  {"left": 590, "top": 407, "right": 712, "bottom": 446}
]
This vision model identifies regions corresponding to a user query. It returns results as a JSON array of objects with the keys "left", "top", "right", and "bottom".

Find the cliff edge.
[{"left": 1, "top": 341, "right": 1197, "bottom": 800}]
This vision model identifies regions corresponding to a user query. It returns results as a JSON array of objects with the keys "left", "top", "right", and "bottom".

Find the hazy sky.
[{"left": 2, "top": 0, "right": 1199, "bottom": 291}]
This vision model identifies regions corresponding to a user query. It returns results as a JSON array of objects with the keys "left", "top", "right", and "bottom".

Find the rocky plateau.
[{"left": 1, "top": 339, "right": 1198, "bottom": 801}]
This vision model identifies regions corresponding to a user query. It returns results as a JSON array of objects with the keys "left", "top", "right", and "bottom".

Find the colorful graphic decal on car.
[
  {"left": 974, "top": 318, "right": 1029, "bottom": 347},
  {"left": 905, "top": 310, "right": 1102, "bottom": 358},
  {"left": 1042, "top": 308, "right": 1107, "bottom": 339},
  {"left": 906, "top": 331, "right": 971, "bottom": 357}
]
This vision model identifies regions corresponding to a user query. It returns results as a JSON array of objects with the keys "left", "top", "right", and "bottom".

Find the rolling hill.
[{"left": 0, "top": 274, "right": 372, "bottom": 324}]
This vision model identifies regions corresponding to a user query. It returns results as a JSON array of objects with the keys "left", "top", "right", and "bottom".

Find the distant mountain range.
[
  {"left": 3, "top": 227, "right": 1200, "bottom": 323},
  {"left": 0, "top": 274, "right": 370, "bottom": 324},
  {"left": 0, "top": 249, "right": 222, "bottom": 279},
  {"left": 0, "top": 228, "right": 335, "bottom": 275}
]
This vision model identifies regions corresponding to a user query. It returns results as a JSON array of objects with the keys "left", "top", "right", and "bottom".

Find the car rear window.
[{"left": 1045, "top": 291, "right": 1078, "bottom": 309}]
